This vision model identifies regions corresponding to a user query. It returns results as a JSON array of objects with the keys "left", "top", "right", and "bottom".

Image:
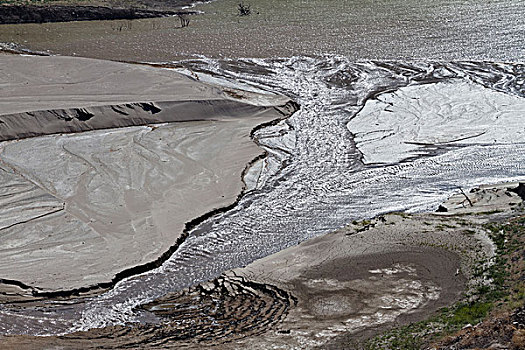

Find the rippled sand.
[
  {"left": 4, "top": 185, "right": 523, "bottom": 349},
  {"left": 349, "top": 80, "right": 525, "bottom": 164}
]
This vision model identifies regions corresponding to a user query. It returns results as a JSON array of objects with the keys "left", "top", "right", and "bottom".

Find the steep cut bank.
[
  {"left": 0, "top": 55, "right": 295, "bottom": 141},
  {"left": 0, "top": 99, "right": 294, "bottom": 142},
  {"left": 0, "top": 5, "right": 190, "bottom": 24},
  {"left": 0, "top": 55, "right": 298, "bottom": 300}
]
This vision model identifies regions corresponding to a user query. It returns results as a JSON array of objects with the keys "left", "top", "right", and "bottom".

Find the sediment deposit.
[
  {"left": 1, "top": 56, "right": 525, "bottom": 346},
  {"left": 3, "top": 185, "right": 522, "bottom": 349},
  {"left": 0, "top": 55, "right": 297, "bottom": 300},
  {"left": 348, "top": 81, "right": 525, "bottom": 164}
]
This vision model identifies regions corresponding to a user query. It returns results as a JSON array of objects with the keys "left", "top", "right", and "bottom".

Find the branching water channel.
[{"left": 1, "top": 57, "right": 524, "bottom": 335}]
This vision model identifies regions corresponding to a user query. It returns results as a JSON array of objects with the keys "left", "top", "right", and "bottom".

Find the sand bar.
[
  {"left": 0, "top": 55, "right": 298, "bottom": 299},
  {"left": 348, "top": 81, "right": 525, "bottom": 164}
]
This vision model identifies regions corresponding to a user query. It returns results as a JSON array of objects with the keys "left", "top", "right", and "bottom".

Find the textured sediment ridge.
[
  {"left": 0, "top": 55, "right": 298, "bottom": 300},
  {"left": 0, "top": 55, "right": 295, "bottom": 141},
  {"left": 348, "top": 80, "right": 525, "bottom": 165},
  {"left": 0, "top": 99, "right": 293, "bottom": 142}
]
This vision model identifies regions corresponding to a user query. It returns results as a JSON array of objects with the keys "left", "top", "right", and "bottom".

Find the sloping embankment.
[
  {"left": 0, "top": 99, "right": 295, "bottom": 141},
  {"left": 0, "top": 55, "right": 296, "bottom": 141}
]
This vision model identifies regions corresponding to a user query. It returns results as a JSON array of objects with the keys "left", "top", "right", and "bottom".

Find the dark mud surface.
[
  {"left": 0, "top": 5, "right": 191, "bottom": 24},
  {"left": 1, "top": 276, "right": 295, "bottom": 349}
]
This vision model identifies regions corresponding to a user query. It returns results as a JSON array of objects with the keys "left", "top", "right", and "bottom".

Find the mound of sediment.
[{"left": 0, "top": 55, "right": 297, "bottom": 300}]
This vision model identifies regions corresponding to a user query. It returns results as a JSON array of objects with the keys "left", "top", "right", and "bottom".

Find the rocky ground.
[{"left": 426, "top": 215, "right": 525, "bottom": 350}]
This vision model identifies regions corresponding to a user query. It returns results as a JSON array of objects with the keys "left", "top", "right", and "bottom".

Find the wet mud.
[{"left": 4, "top": 193, "right": 520, "bottom": 348}]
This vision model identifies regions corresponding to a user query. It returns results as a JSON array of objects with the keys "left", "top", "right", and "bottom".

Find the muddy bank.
[
  {"left": 0, "top": 5, "right": 191, "bottom": 24},
  {"left": 0, "top": 100, "right": 294, "bottom": 142},
  {"left": 0, "top": 55, "right": 296, "bottom": 141}
]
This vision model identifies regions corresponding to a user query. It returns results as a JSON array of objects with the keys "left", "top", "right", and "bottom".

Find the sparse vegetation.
[
  {"left": 364, "top": 214, "right": 525, "bottom": 349},
  {"left": 237, "top": 2, "right": 251, "bottom": 16},
  {"left": 390, "top": 211, "right": 410, "bottom": 219},
  {"left": 1, "top": 0, "right": 115, "bottom": 6},
  {"left": 450, "top": 301, "right": 493, "bottom": 326}
]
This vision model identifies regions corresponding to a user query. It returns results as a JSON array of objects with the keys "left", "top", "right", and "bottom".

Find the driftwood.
[
  {"left": 179, "top": 14, "right": 190, "bottom": 27},
  {"left": 238, "top": 2, "right": 251, "bottom": 16},
  {"left": 458, "top": 187, "right": 474, "bottom": 207}
]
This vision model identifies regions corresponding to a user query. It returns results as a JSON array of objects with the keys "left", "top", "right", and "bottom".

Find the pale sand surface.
[
  {"left": 0, "top": 55, "right": 228, "bottom": 114},
  {"left": 436, "top": 182, "right": 525, "bottom": 215},
  {"left": 0, "top": 55, "right": 297, "bottom": 298},
  {"left": 348, "top": 81, "right": 525, "bottom": 164},
  {"left": 0, "top": 55, "right": 293, "bottom": 141}
]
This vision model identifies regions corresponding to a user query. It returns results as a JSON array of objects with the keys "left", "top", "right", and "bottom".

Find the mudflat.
[{"left": 0, "top": 55, "right": 298, "bottom": 299}]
